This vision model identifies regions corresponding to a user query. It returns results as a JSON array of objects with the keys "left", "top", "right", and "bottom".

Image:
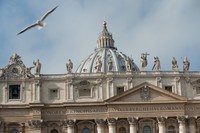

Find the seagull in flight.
[{"left": 17, "top": 5, "right": 58, "bottom": 35}]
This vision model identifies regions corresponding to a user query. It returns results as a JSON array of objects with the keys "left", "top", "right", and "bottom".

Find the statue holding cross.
[{"left": 140, "top": 52, "right": 149, "bottom": 69}]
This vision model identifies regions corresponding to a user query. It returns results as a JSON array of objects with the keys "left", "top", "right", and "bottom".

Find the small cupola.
[{"left": 97, "top": 21, "right": 115, "bottom": 49}]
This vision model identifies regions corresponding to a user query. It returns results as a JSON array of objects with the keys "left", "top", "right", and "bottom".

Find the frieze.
[{"left": 29, "top": 104, "right": 200, "bottom": 115}]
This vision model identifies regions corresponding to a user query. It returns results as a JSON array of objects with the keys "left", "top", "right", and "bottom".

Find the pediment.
[{"left": 106, "top": 82, "right": 187, "bottom": 103}]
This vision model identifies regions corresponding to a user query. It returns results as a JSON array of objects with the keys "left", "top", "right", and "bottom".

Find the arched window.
[
  {"left": 81, "top": 128, "right": 91, "bottom": 133},
  {"left": 143, "top": 126, "right": 151, "bottom": 133},
  {"left": 50, "top": 129, "right": 58, "bottom": 133},
  {"left": 10, "top": 129, "right": 19, "bottom": 133},
  {"left": 119, "top": 127, "right": 126, "bottom": 133},
  {"left": 168, "top": 125, "right": 175, "bottom": 133}
]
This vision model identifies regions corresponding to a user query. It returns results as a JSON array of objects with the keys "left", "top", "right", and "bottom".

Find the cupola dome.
[{"left": 76, "top": 22, "right": 139, "bottom": 73}]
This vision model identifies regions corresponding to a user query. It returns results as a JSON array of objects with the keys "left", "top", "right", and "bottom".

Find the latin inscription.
[{"left": 39, "top": 105, "right": 200, "bottom": 115}]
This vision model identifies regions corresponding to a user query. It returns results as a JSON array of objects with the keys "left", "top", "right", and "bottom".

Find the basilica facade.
[{"left": 0, "top": 22, "right": 200, "bottom": 133}]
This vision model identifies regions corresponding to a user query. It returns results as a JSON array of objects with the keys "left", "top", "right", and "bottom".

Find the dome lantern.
[{"left": 97, "top": 21, "right": 115, "bottom": 49}]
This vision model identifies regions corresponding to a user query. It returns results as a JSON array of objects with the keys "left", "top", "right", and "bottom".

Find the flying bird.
[{"left": 17, "top": 5, "right": 58, "bottom": 35}]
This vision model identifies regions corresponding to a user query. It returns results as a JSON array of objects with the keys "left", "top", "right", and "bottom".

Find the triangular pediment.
[{"left": 106, "top": 82, "right": 187, "bottom": 103}]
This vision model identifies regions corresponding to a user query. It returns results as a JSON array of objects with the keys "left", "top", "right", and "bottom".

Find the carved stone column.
[
  {"left": 127, "top": 117, "right": 138, "bottom": 133},
  {"left": 174, "top": 77, "right": 181, "bottom": 95},
  {"left": 28, "top": 119, "right": 43, "bottom": 133},
  {"left": 177, "top": 116, "right": 186, "bottom": 133},
  {"left": 65, "top": 79, "right": 73, "bottom": 102},
  {"left": 156, "top": 77, "right": 162, "bottom": 88},
  {"left": 188, "top": 117, "right": 196, "bottom": 133},
  {"left": 127, "top": 77, "right": 133, "bottom": 90},
  {"left": 107, "top": 118, "right": 116, "bottom": 133},
  {"left": 157, "top": 117, "right": 166, "bottom": 133},
  {"left": 107, "top": 78, "right": 113, "bottom": 98},
  {"left": 95, "top": 119, "right": 105, "bottom": 133},
  {"left": 63, "top": 120, "right": 75, "bottom": 133},
  {"left": 0, "top": 121, "right": 4, "bottom": 133},
  {"left": 33, "top": 80, "right": 41, "bottom": 102}
]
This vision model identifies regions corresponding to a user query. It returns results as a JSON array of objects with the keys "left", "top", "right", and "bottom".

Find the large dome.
[{"left": 76, "top": 21, "right": 140, "bottom": 73}]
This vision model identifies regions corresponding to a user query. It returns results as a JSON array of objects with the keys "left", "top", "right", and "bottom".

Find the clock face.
[{"left": 7, "top": 64, "right": 23, "bottom": 78}]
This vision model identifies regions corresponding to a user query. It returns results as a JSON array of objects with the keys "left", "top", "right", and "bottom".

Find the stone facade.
[{"left": 0, "top": 22, "right": 200, "bottom": 133}]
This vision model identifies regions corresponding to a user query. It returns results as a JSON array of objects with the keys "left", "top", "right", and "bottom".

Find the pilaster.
[
  {"left": 107, "top": 118, "right": 116, "bottom": 133},
  {"left": 127, "top": 117, "right": 138, "bottom": 133},
  {"left": 95, "top": 119, "right": 105, "bottom": 133}
]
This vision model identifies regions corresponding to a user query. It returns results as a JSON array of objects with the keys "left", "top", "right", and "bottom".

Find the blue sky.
[{"left": 0, "top": 0, "right": 200, "bottom": 74}]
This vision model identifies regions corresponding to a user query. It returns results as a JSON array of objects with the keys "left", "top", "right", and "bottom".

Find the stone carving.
[
  {"left": 140, "top": 52, "right": 149, "bottom": 69},
  {"left": 62, "top": 120, "right": 75, "bottom": 127},
  {"left": 0, "top": 68, "right": 5, "bottom": 79},
  {"left": 127, "top": 117, "right": 138, "bottom": 125},
  {"left": 33, "top": 59, "right": 41, "bottom": 75},
  {"left": 152, "top": 56, "right": 160, "bottom": 71},
  {"left": 157, "top": 117, "right": 166, "bottom": 124},
  {"left": 66, "top": 59, "right": 73, "bottom": 73},
  {"left": 183, "top": 57, "right": 190, "bottom": 72},
  {"left": 26, "top": 66, "right": 34, "bottom": 78},
  {"left": 177, "top": 116, "right": 186, "bottom": 124},
  {"left": 107, "top": 56, "right": 113, "bottom": 71},
  {"left": 172, "top": 57, "right": 179, "bottom": 71},
  {"left": 188, "top": 117, "right": 196, "bottom": 125},
  {"left": 95, "top": 56, "right": 102, "bottom": 72},
  {"left": 9, "top": 53, "right": 23, "bottom": 65},
  {"left": 125, "top": 57, "right": 131, "bottom": 71},
  {"left": 107, "top": 118, "right": 117, "bottom": 125},
  {"left": 95, "top": 119, "right": 105, "bottom": 126},
  {"left": 28, "top": 120, "right": 43, "bottom": 129},
  {"left": 140, "top": 86, "right": 150, "bottom": 100}
]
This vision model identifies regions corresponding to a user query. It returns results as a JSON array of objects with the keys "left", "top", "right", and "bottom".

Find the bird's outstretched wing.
[
  {"left": 17, "top": 23, "right": 38, "bottom": 35},
  {"left": 40, "top": 5, "right": 58, "bottom": 21}
]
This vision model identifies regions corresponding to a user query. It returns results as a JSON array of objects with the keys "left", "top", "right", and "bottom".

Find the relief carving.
[
  {"left": 62, "top": 120, "right": 75, "bottom": 127},
  {"left": 95, "top": 119, "right": 105, "bottom": 127},
  {"left": 127, "top": 117, "right": 138, "bottom": 125},
  {"left": 157, "top": 117, "right": 166, "bottom": 124},
  {"left": 177, "top": 116, "right": 186, "bottom": 124},
  {"left": 107, "top": 118, "right": 117, "bottom": 125},
  {"left": 140, "top": 86, "right": 150, "bottom": 101},
  {"left": 28, "top": 120, "right": 43, "bottom": 129}
]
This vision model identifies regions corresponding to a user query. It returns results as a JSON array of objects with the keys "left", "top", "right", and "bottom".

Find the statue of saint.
[
  {"left": 108, "top": 57, "right": 113, "bottom": 71},
  {"left": 183, "top": 57, "right": 190, "bottom": 71},
  {"left": 172, "top": 57, "right": 179, "bottom": 71},
  {"left": 152, "top": 56, "right": 160, "bottom": 71},
  {"left": 95, "top": 57, "right": 102, "bottom": 72},
  {"left": 140, "top": 52, "right": 149, "bottom": 69},
  {"left": 66, "top": 59, "right": 73, "bottom": 73},
  {"left": 33, "top": 59, "right": 41, "bottom": 75}
]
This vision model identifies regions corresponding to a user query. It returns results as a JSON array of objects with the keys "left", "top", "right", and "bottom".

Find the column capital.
[
  {"left": 62, "top": 119, "right": 75, "bottom": 127},
  {"left": 188, "top": 117, "right": 196, "bottom": 125},
  {"left": 157, "top": 117, "right": 166, "bottom": 124},
  {"left": 95, "top": 119, "right": 105, "bottom": 127},
  {"left": 177, "top": 116, "right": 186, "bottom": 124},
  {"left": 107, "top": 118, "right": 117, "bottom": 126},
  {"left": 127, "top": 117, "right": 138, "bottom": 125},
  {"left": 28, "top": 119, "right": 43, "bottom": 129}
]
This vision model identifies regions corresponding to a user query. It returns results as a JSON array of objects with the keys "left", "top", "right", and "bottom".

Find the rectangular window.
[
  {"left": 165, "top": 86, "right": 172, "bottom": 92},
  {"left": 79, "top": 89, "right": 91, "bottom": 97},
  {"left": 49, "top": 89, "right": 59, "bottom": 100},
  {"left": 9, "top": 85, "right": 20, "bottom": 99},
  {"left": 117, "top": 87, "right": 124, "bottom": 95},
  {"left": 196, "top": 87, "right": 200, "bottom": 95}
]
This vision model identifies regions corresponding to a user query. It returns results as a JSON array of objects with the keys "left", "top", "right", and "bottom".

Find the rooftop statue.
[
  {"left": 172, "top": 57, "right": 179, "bottom": 71},
  {"left": 140, "top": 52, "right": 149, "bottom": 70},
  {"left": 152, "top": 56, "right": 161, "bottom": 71},
  {"left": 183, "top": 57, "right": 190, "bottom": 72},
  {"left": 66, "top": 59, "right": 73, "bottom": 73},
  {"left": 33, "top": 59, "right": 41, "bottom": 75}
]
